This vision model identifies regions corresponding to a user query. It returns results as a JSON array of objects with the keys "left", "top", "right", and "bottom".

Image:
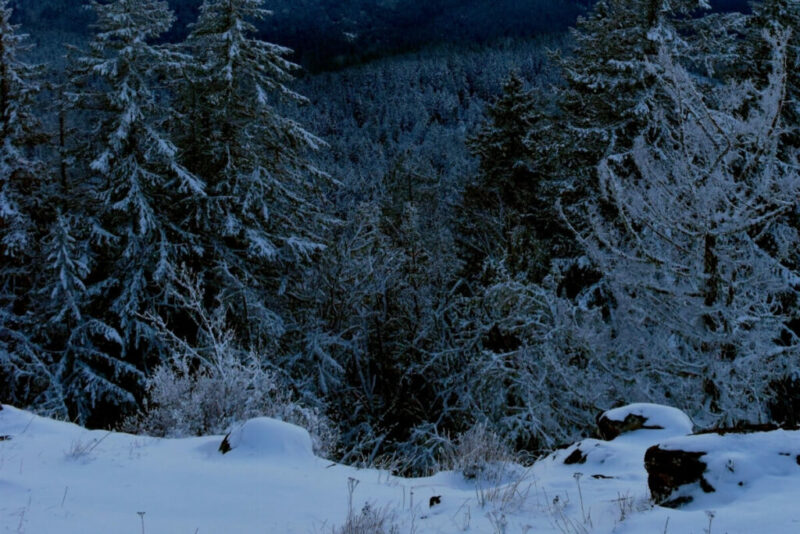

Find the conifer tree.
[
  {"left": 552, "top": 1, "right": 731, "bottom": 227},
  {"left": 34, "top": 211, "right": 141, "bottom": 422},
  {"left": 176, "top": 0, "right": 330, "bottom": 347},
  {"left": 62, "top": 0, "right": 202, "bottom": 421},
  {"left": 467, "top": 74, "right": 536, "bottom": 210},
  {"left": 462, "top": 73, "right": 566, "bottom": 282},
  {"left": 0, "top": 0, "right": 48, "bottom": 406},
  {"left": 521, "top": 1, "right": 726, "bottom": 299},
  {"left": 0, "top": 1, "right": 43, "bottom": 261},
  {"left": 740, "top": 1, "right": 800, "bottom": 411}
]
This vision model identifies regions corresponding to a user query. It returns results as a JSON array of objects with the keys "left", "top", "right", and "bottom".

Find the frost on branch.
[{"left": 577, "top": 30, "right": 800, "bottom": 424}]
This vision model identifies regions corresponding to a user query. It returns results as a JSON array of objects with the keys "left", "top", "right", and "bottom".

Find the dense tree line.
[
  {"left": 1, "top": 0, "right": 331, "bottom": 426},
  {"left": 1, "top": 0, "right": 798, "bottom": 473}
]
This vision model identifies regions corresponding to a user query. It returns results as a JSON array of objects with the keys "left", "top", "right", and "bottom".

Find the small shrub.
[
  {"left": 449, "top": 422, "right": 516, "bottom": 481},
  {"left": 64, "top": 432, "right": 111, "bottom": 462},
  {"left": 332, "top": 503, "right": 400, "bottom": 534},
  {"left": 122, "top": 269, "right": 338, "bottom": 456},
  {"left": 125, "top": 351, "right": 338, "bottom": 457}
]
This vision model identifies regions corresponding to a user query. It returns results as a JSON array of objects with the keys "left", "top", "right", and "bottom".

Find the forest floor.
[{"left": 1, "top": 404, "right": 798, "bottom": 533}]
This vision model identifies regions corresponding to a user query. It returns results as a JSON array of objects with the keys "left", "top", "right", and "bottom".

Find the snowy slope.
[{"left": 2, "top": 403, "right": 799, "bottom": 534}]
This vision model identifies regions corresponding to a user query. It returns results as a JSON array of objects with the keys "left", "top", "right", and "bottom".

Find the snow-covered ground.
[{"left": 2, "top": 403, "right": 799, "bottom": 533}]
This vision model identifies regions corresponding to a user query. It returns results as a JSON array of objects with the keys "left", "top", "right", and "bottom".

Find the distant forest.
[{"left": 11, "top": 0, "right": 749, "bottom": 70}]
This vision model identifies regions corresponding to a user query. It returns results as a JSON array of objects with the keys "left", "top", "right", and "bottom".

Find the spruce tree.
[
  {"left": 461, "top": 73, "right": 565, "bottom": 282},
  {"left": 524, "top": 0, "right": 727, "bottom": 299},
  {"left": 35, "top": 211, "right": 137, "bottom": 421},
  {"left": 746, "top": 0, "right": 799, "bottom": 155},
  {"left": 742, "top": 1, "right": 800, "bottom": 416},
  {"left": 0, "top": 0, "right": 48, "bottom": 407},
  {"left": 555, "top": 0, "right": 709, "bottom": 194},
  {"left": 0, "top": 0, "right": 43, "bottom": 260},
  {"left": 62, "top": 0, "right": 201, "bottom": 422},
  {"left": 176, "top": 0, "right": 330, "bottom": 347}
]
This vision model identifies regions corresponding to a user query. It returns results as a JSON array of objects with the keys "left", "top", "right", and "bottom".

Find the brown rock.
[
  {"left": 644, "top": 445, "right": 713, "bottom": 507},
  {"left": 564, "top": 447, "right": 587, "bottom": 465},
  {"left": 597, "top": 412, "right": 664, "bottom": 441}
]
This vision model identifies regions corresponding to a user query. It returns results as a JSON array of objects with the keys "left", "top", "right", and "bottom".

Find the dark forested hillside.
[
  {"left": 10, "top": 0, "right": 591, "bottom": 70},
  {"left": 11, "top": 0, "right": 748, "bottom": 71}
]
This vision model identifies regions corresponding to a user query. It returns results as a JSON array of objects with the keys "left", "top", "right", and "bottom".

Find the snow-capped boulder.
[
  {"left": 597, "top": 403, "right": 693, "bottom": 440},
  {"left": 218, "top": 417, "right": 315, "bottom": 462},
  {"left": 555, "top": 404, "right": 694, "bottom": 476},
  {"left": 645, "top": 429, "right": 800, "bottom": 508}
]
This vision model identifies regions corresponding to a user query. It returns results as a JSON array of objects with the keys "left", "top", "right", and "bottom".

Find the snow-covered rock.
[
  {"left": 645, "top": 429, "right": 800, "bottom": 508},
  {"left": 553, "top": 404, "right": 694, "bottom": 482},
  {"left": 218, "top": 417, "right": 315, "bottom": 462},
  {"left": 597, "top": 403, "right": 694, "bottom": 440}
]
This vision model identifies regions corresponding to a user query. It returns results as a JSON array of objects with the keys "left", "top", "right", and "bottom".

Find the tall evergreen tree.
[
  {"left": 0, "top": 0, "right": 48, "bottom": 407},
  {"left": 741, "top": 1, "right": 800, "bottom": 417},
  {"left": 746, "top": 0, "right": 799, "bottom": 155},
  {"left": 461, "top": 73, "right": 566, "bottom": 282},
  {"left": 176, "top": 0, "right": 330, "bottom": 348},
  {"left": 62, "top": 0, "right": 202, "bottom": 422},
  {"left": 0, "top": 1, "right": 43, "bottom": 261},
  {"left": 554, "top": 0, "right": 717, "bottom": 208}
]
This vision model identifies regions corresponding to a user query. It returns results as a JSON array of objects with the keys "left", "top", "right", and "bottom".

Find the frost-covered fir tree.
[
  {"left": 466, "top": 74, "right": 537, "bottom": 212},
  {"left": 176, "top": 0, "right": 330, "bottom": 347},
  {"left": 740, "top": 1, "right": 800, "bottom": 416},
  {"left": 63, "top": 0, "right": 202, "bottom": 422},
  {"left": 33, "top": 211, "right": 142, "bottom": 422},
  {"left": 555, "top": 0, "right": 716, "bottom": 200},
  {"left": 577, "top": 31, "right": 800, "bottom": 423},
  {"left": 0, "top": 0, "right": 48, "bottom": 407},
  {"left": 0, "top": 0, "right": 43, "bottom": 262},
  {"left": 538, "top": 0, "right": 731, "bottom": 301},
  {"left": 461, "top": 73, "right": 567, "bottom": 282}
]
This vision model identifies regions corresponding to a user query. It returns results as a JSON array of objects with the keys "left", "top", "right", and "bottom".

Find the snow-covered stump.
[{"left": 645, "top": 430, "right": 800, "bottom": 508}]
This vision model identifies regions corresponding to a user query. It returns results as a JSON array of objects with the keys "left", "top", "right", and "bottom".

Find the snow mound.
[
  {"left": 599, "top": 403, "right": 693, "bottom": 440},
  {"left": 0, "top": 404, "right": 84, "bottom": 439},
  {"left": 219, "top": 417, "right": 314, "bottom": 462},
  {"left": 553, "top": 435, "right": 659, "bottom": 480}
]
